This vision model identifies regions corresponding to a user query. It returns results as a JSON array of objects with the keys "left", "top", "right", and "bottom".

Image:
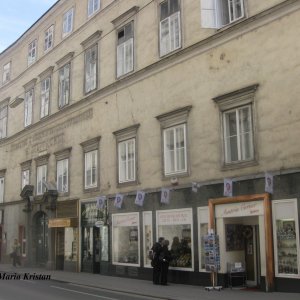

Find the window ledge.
[
  {"left": 162, "top": 171, "right": 189, "bottom": 181},
  {"left": 83, "top": 186, "right": 99, "bottom": 194},
  {"left": 221, "top": 160, "right": 258, "bottom": 171},
  {"left": 117, "top": 180, "right": 139, "bottom": 188}
]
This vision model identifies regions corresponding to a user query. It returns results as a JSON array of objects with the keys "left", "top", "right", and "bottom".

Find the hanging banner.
[
  {"left": 135, "top": 191, "right": 145, "bottom": 207},
  {"left": 96, "top": 196, "right": 106, "bottom": 209},
  {"left": 265, "top": 172, "right": 273, "bottom": 194},
  {"left": 192, "top": 182, "right": 198, "bottom": 193},
  {"left": 161, "top": 188, "right": 170, "bottom": 204},
  {"left": 224, "top": 178, "right": 233, "bottom": 197},
  {"left": 114, "top": 194, "right": 124, "bottom": 209}
]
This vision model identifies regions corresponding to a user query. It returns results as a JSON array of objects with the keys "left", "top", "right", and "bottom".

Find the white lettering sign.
[{"left": 216, "top": 201, "right": 264, "bottom": 218}]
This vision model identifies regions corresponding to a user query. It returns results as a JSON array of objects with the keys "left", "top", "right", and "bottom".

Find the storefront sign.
[
  {"left": 157, "top": 209, "right": 192, "bottom": 225},
  {"left": 216, "top": 201, "right": 264, "bottom": 218},
  {"left": 113, "top": 213, "right": 138, "bottom": 227},
  {"left": 95, "top": 220, "right": 104, "bottom": 227},
  {"left": 48, "top": 217, "right": 78, "bottom": 228}
]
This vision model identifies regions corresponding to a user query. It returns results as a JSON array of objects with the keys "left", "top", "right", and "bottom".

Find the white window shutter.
[
  {"left": 124, "top": 38, "right": 133, "bottom": 74},
  {"left": 160, "top": 18, "right": 170, "bottom": 56},
  {"left": 201, "top": 0, "right": 217, "bottom": 28},
  {"left": 170, "top": 12, "right": 181, "bottom": 51},
  {"left": 117, "top": 43, "right": 125, "bottom": 77}
]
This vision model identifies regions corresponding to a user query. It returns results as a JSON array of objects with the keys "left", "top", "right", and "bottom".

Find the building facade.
[{"left": 0, "top": 0, "right": 300, "bottom": 292}]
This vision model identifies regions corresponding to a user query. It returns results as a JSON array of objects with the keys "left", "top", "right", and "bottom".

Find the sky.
[{"left": 0, "top": 0, "right": 58, "bottom": 53}]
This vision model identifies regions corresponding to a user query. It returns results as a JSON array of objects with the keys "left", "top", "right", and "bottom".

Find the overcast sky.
[{"left": 0, "top": 0, "right": 58, "bottom": 53}]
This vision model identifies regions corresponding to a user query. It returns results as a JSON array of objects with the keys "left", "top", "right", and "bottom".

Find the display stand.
[{"left": 204, "top": 232, "right": 222, "bottom": 291}]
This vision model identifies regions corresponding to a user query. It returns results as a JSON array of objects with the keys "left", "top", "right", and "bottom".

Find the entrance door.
[
  {"left": 35, "top": 212, "right": 48, "bottom": 266},
  {"left": 56, "top": 228, "right": 64, "bottom": 270}
]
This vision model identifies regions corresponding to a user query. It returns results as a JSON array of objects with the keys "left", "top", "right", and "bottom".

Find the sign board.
[
  {"left": 48, "top": 217, "right": 78, "bottom": 228},
  {"left": 95, "top": 220, "right": 104, "bottom": 227},
  {"left": 204, "top": 234, "right": 220, "bottom": 272}
]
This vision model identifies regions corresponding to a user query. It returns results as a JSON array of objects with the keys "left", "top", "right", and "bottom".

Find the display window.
[
  {"left": 112, "top": 212, "right": 140, "bottom": 266},
  {"left": 143, "top": 211, "right": 153, "bottom": 267},
  {"left": 64, "top": 227, "right": 78, "bottom": 262},
  {"left": 272, "top": 199, "right": 300, "bottom": 278},
  {"left": 156, "top": 208, "right": 193, "bottom": 271},
  {"left": 197, "top": 207, "right": 209, "bottom": 271}
]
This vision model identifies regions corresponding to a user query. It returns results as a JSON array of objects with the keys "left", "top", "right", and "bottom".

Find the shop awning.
[{"left": 48, "top": 217, "right": 78, "bottom": 228}]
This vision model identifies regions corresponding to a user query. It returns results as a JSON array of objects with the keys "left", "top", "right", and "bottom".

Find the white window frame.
[
  {"left": 118, "top": 138, "right": 136, "bottom": 183},
  {"left": 28, "top": 40, "right": 37, "bottom": 66},
  {"left": 0, "top": 177, "right": 4, "bottom": 203},
  {"left": 85, "top": 44, "right": 98, "bottom": 94},
  {"left": 44, "top": 25, "right": 54, "bottom": 52},
  {"left": 0, "top": 103, "right": 8, "bottom": 139},
  {"left": 2, "top": 62, "right": 11, "bottom": 84},
  {"left": 63, "top": 8, "right": 74, "bottom": 37},
  {"left": 163, "top": 124, "right": 187, "bottom": 176},
  {"left": 201, "top": 0, "right": 244, "bottom": 29},
  {"left": 88, "top": 0, "right": 100, "bottom": 17},
  {"left": 85, "top": 150, "right": 98, "bottom": 189},
  {"left": 36, "top": 165, "right": 47, "bottom": 196},
  {"left": 24, "top": 88, "right": 34, "bottom": 127},
  {"left": 143, "top": 211, "right": 153, "bottom": 268},
  {"left": 41, "top": 76, "right": 51, "bottom": 118},
  {"left": 57, "top": 158, "right": 69, "bottom": 193},
  {"left": 159, "top": 0, "right": 181, "bottom": 57},
  {"left": 197, "top": 207, "right": 209, "bottom": 272},
  {"left": 58, "top": 63, "right": 70, "bottom": 108},
  {"left": 223, "top": 105, "right": 254, "bottom": 164},
  {"left": 117, "top": 22, "right": 134, "bottom": 78},
  {"left": 21, "top": 169, "right": 30, "bottom": 190}
]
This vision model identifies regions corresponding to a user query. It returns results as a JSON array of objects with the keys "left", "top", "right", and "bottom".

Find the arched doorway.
[{"left": 34, "top": 212, "right": 48, "bottom": 266}]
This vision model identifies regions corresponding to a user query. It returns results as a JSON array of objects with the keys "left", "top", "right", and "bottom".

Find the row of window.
[
  {"left": 0, "top": 85, "right": 256, "bottom": 202},
  {"left": 1, "top": 0, "right": 246, "bottom": 86}
]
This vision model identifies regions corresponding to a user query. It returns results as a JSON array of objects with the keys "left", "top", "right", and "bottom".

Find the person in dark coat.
[
  {"left": 151, "top": 237, "right": 164, "bottom": 284},
  {"left": 160, "top": 239, "right": 171, "bottom": 285}
]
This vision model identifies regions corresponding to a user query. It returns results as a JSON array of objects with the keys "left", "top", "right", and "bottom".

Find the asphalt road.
[{"left": 0, "top": 278, "right": 163, "bottom": 300}]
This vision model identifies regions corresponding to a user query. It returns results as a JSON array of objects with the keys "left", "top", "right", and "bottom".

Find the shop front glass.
[
  {"left": 156, "top": 208, "right": 193, "bottom": 270},
  {"left": 143, "top": 211, "right": 153, "bottom": 267},
  {"left": 112, "top": 212, "right": 140, "bottom": 266},
  {"left": 64, "top": 227, "right": 78, "bottom": 262},
  {"left": 198, "top": 207, "right": 209, "bottom": 271}
]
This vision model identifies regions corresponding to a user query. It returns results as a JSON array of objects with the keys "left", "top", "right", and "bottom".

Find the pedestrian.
[
  {"left": 151, "top": 237, "right": 164, "bottom": 284},
  {"left": 160, "top": 239, "right": 171, "bottom": 285},
  {"left": 11, "top": 238, "right": 21, "bottom": 267}
]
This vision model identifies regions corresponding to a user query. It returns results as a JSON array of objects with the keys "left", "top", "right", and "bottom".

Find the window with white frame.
[
  {"left": 0, "top": 177, "right": 4, "bottom": 203},
  {"left": 28, "top": 40, "right": 37, "bottom": 66},
  {"left": 159, "top": 0, "right": 181, "bottom": 57},
  {"left": 36, "top": 165, "right": 47, "bottom": 195},
  {"left": 0, "top": 102, "right": 8, "bottom": 139},
  {"left": 41, "top": 77, "right": 51, "bottom": 118},
  {"left": 58, "top": 63, "right": 70, "bottom": 108},
  {"left": 117, "top": 22, "right": 134, "bottom": 77},
  {"left": 201, "top": 0, "right": 244, "bottom": 29},
  {"left": 24, "top": 88, "right": 34, "bottom": 127},
  {"left": 63, "top": 8, "right": 74, "bottom": 37},
  {"left": 85, "top": 150, "right": 98, "bottom": 189},
  {"left": 85, "top": 44, "right": 98, "bottom": 93},
  {"left": 57, "top": 159, "right": 69, "bottom": 193},
  {"left": 118, "top": 139, "right": 135, "bottom": 183},
  {"left": 88, "top": 0, "right": 100, "bottom": 17},
  {"left": 21, "top": 169, "right": 30, "bottom": 190},
  {"left": 2, "top": 62, "right": 11, "bottom": 84},
  {"left": 44, "top": 25, "right": 54, "bottom": 52},
  {"left": 143, "top": 211, "right": 153, "bottom": 267}
]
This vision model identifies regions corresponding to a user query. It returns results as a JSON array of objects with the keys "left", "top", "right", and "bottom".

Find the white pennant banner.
[
  {"left": 114, "top": 194, "right": 124, "bottom": 209},
  {"left": 96, "top": 196, "right": 106, "bottom": 209},
  {"left": 265, "top": 172, "right": 273, "bottom": 194},
  {"left": 135, "top": 191, "right": 145, "bottom": 207},
  {"left": 224, "top": 178, "right": 233, "bottom": 197},
  {"left": 161, "top": 188, "right": 170, "bottom": 204}
]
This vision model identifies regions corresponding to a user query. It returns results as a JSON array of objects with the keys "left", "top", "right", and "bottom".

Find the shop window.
[
  {"left": 112, "top": 212, "right": 140, "bottom": 266},
  {"left": 198, "top": 207, "right": 209, "bottom": 271},
  {"left": 143, "top": 211, "right": 153, "bottom": 267},
  {"left": 272, "top": 199, "right": 300, "bottom": 278},
  {"left": 65, "top": 227, "right": 78, "bottom": 262},
  {"left": 156, "top": 208, "right": 193, "bottom": 270},
  {"left": 19, "top": 225, "right": 26, "bottom": 257}
]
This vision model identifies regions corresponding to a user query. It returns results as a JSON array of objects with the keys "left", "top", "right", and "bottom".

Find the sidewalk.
[{"left": 0, "top": 264, "right": 299, "bottom": 300}]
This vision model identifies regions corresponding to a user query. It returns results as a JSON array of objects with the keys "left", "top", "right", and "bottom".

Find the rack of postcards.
[{"left": 204, "top": 232, "right": 222, "bottom": 291}]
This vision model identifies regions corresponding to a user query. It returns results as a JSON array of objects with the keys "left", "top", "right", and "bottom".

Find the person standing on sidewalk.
[
  {"left": 160, "top": 239, "right": 171, "bottom": 285},
  {"left": 11, "top": 238, "right": 21, "bottom": 267},
  {"left": 151, "top": 237, "right": 164, "bottom": 284}
]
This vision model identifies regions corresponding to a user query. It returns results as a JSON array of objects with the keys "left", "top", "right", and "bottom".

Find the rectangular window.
[
  {"left": 112, "top": 213, "right": 140, "bottom": 266},
  {"left": 143, "top": 211, "right": 153, "bottom": 268},
  {"left": 63, "top": 8, "right": 74, "bottom": 37},
  {"left": 88, "top": 0, "right": 100, "bottom": 17},
  {"left": 118, "top": 139, "right": 135, "bottom": 183},
  {"left": 0, "top": 103, "right": 8, "bottom": 139},
  {"left": 24, "top": 88, "right": 34, "bottom": 127},
  {"left": 36, "top": 165, "right": 47, "bottom": 195},
  {"left": 44, "top": 25, "right": 54, "bottom": 52},
  {"left": 21, "top": 169, "right": 30, "bottom": 190},
  {"left": 2, "top": 62, "right": 11, "bottom": 84},
  {"left": 0, "top": 177, "right": 4, "bottom": 203},
  {"left": 58, "top": 63, "right": 70, "bottom": 108},
  {"left": 57, "top": 159, "right": 69, "bottom": 193},
  {"left": 85, "top": 150, "right": 97, "bottom": 189},
  {"left": 159, "top": 0, "right": 181, "bottom": 57},
  {"left": 156, "top": 208, "right": 193, "bottom": 270},
  {"left": 163, "top": 124, "right": 187, "bottom": 175},
  {"left": 85, "top": 44, "right": 98, "bottom": 93},
  {"left": 28, "top": 40, "right": 37, "bottom": 66},
  {"left": 223, "top": 105, "right": 253, "bottom": 163},
  {"left": 201, "top": 0, "right": 244, "bottom": 29},
  {"left": 117, "top": 22, "right": 134, "bottom": 78},
  {"left": 41, "top": 77, "right": 51, "bottom": 118}
]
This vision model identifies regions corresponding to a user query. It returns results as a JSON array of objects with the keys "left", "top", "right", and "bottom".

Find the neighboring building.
[{"left": 0, "top": 0, "right": 300, "bottom": 292}]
